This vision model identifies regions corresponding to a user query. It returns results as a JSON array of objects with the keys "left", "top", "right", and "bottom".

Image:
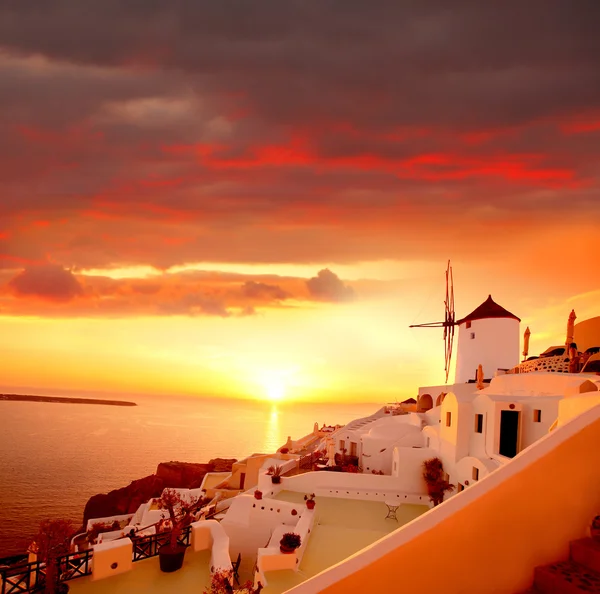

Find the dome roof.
[{"left": 457, "top": 295, "right": 520, "bottom": 325}]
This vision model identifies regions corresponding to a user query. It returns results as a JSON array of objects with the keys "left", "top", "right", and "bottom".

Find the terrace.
[
  {"left": 260, "top": 491, "right": 428, "bottom": 593},
  {"left": 69, "top": 550, "right": 211, "bottom": 594}
]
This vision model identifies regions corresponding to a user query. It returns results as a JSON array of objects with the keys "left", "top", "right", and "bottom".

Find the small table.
[{"left": 385, "top": 501, "right": 400, "bottom": 521}]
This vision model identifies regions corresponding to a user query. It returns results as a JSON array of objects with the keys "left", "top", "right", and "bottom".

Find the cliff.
[
  {"left": 83, "top": 459, "right": 236, "bottom": 525},
  {"left": 0, "top": 393, "right": 136, "bottom": 406}
]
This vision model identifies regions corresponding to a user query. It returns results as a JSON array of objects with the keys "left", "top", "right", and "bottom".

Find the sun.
[{"left": 263, "top": 375, "right": 286, "bottom": 402}]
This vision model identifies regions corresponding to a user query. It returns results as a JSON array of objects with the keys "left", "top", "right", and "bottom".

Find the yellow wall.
[
  {"left": 558, "top": 393, "right": 600, "bottom": 427},
  {"left": 303, "top": 406, "right": 600, "bottom": 594},
  {"left": 574, "top": 316, "right": 600, "bottom": 351}
]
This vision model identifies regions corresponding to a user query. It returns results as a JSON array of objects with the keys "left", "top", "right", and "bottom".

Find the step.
[
  {"left": 534, "top": 560, "right": 600, "bottom": 593},
  {"left": 571, "top": 539, "right": 600, "bottom": 573}
]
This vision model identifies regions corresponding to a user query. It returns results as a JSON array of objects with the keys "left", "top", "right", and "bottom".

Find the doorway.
[{"left": 499, "top": 410, "right": 520, "bottom": 458}]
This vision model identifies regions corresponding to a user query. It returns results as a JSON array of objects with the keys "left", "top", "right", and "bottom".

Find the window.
[
  {"left": 472, "top": 467, "right": 479, "bottom": 481},
  {"left": 339, "top": 439, "right": 345, "bottom": 451},
  {"left": 470, "top": 332, "right": 476, "bottom": 340},
  {"left": 393, "top": 461, "right": 397, "bottom": 472},
  {"left": 465, "top": 321, "right": 471, "bottom": 329},
  {"left": 446, "top": 412, "right": 452, "bottom": 427},
  {"left": 474, "top": 414, "right": 483, "bottom": 433},
  {"left": 457, "top": 483, "right": 464, "bottom": 492},
  {"left": 426, "top": 437, "right": 430, "bottom": 447},
  {"left": 533, "top": 409, "right": 542, "bottom": 423}
]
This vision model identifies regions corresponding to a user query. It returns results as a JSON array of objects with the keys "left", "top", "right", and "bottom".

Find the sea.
[{"left": 0, "top": 392, "right": 379, "bottom": 557}]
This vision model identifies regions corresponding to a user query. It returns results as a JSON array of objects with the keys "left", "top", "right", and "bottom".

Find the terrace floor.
[
  {"left": 69, "top": 549, "right": 211, "bottom": 594},
  {"left": 262, "top": 491, "right": 428, "bottom": 593}
]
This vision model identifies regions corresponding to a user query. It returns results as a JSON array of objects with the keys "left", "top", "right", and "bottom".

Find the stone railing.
[{"left": 512, "top": 355, "right": 570, "bottom": 374}]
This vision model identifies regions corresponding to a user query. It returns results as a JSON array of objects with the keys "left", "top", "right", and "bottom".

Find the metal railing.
[
  {"left": 57, "top": 549, "right": 93, "bottom": 583},
  {"left": 1, "top": 524, "right": 199, "bottom": 592},
  {"left": 1, "top": 549, "right": 94, "bottom": 594},
  {"left": 132, "top": 525, "right": 192, "bottom": 562},
  {"left": 0, "top": 560, "right": 43, "bottom": 594}
]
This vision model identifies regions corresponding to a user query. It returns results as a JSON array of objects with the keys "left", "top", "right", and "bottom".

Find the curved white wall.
[
  {"left": 574, "top": 316, "right": 600, "bottom": 351},
  {"left": 455, "top": 318, "right": 519, "bottom": 384}
]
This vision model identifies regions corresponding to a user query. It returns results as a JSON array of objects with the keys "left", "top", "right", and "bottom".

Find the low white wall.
[
  {"left": 91, "top": 538, "right": 133, "bottom": 581},
  {"left": 221, "top": 495, "right": 301, "bottom": 563},
  {"left": 256, "top": 509, "right": 316, "bottom": 588},
  {"left": 191, "top": 519, "right": 232, "bottom": 573},
  {"left": 274, "top": 470, "right": 429, "bottom": 506}
]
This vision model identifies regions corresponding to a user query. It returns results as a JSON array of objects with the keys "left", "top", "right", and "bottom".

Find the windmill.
[{"left": 409, "top": 260, "right": 456, "bottom": 383}]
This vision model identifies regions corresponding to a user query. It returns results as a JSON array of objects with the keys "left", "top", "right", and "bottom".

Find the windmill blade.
[
  {"left": 444, "top": 261, "right": 456, "bottom": 383},
  {"left": 409, "top": 259, "right": 457, "bottom": 384}
]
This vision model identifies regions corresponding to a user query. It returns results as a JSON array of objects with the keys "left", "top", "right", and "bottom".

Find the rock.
[
  {"left": 210, "top": 458, "right": 238, "bottom": 473},
  {"left": 156, "top": 462, "right": 213, "bottom": 488},
  {"left": 83, "top": 459, "right": 237, "bottom": 526},
  {"left": 83, "top": 474, "right": 165, "bottom": 525}
]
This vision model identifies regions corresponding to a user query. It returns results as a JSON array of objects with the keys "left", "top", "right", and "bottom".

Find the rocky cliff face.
[{"left": 83, "top": 459, "right": 236, "bottom": 525}]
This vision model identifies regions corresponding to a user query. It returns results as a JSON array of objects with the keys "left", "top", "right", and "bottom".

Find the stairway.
[{"left": 521, "top": 537, "right": 600, "bottom": 593}]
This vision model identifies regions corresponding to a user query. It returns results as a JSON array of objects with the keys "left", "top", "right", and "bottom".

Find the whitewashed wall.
[
  {"left": 221, "top": 495, "right": 301, "bottom": 561},
  {"left": 455, "top": 317, "right": 519, "bottom": 384}
]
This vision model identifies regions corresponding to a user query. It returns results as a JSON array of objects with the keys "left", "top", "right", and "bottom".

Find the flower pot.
[
  {"left": 279, "top": 545, "right": 297, "bottom": 554},
  {"left": 254, "top": 492, "right": 262, "bottom": 500},
  {"left": 306, "top": 500, "right": 315, "bottom": 510},
  {"left": 158, "top": 544, "right": 186, "bottom": 573},
  {"left": 271, "top": 476, "right": 281, "bottom": 484}
]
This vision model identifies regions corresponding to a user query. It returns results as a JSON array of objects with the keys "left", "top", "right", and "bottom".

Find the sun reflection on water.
[{"left": 263, "top": 406, "right": 281, "bottom": 452}]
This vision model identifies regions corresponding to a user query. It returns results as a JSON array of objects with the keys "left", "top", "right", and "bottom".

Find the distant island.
[{"left": 0, "top": 394, "right": 137, "bottom": 407}]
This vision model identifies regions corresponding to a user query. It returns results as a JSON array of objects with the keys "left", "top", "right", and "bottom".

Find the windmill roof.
[{"left": 457, "top": 295, "right": 520, "bottom": 325}]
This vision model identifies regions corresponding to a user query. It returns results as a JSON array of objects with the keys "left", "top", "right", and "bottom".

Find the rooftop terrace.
[
  {"left": 69, "top": 549, "right": 211, "bottom": 594},
  {"left": 262, "top": 491, "right": 428, "bottom": 593}
]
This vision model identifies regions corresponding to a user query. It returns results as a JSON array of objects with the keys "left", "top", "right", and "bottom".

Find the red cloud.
[
  {"left": 0, "top": 268, "right": 354, "bottom": 317},
  {"left": 8, "top": 264, "right": 84, "bottom": 302}
]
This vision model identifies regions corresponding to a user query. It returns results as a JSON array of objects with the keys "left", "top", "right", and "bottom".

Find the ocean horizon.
[{"left": 0, "top": 390, "right": 381, "bottom": 557}]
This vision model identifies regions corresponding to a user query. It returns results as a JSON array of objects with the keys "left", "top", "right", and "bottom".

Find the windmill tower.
[
  {"left": 410, "top": 262, "right": 520, "bottom": 384},
  {"left": 454, "top": 295, "right": 520, "bottom": 383}
]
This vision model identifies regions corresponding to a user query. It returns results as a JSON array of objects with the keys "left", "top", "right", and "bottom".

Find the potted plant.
[
  {"left": 203, "top": 569, "right": 263, "bottom": 593},
  {"left": 280, "top": 447, "right": 289, "bottom": 454},
  {"left": 591, "top": 515, "right": 600, "bottom": 541},
  {"left": 279, "top": 532, "right": 301, "bottom": 554},
  {"left": 422, "top": 457, "right": 455, "bottom": 506},
  {"left": 157, "top": 489, "right": 209, "bottom": 573},
  {"left": 86, "top": 521, "right": 115, "bottom": 545},
  {"left": 254, "top": 489, "right": 263, "bottom": 500},
  {"left": 32, "top": 519, "right": 74, "bottom": 594},
  {"left": 304, "top": 494, "right": 316, "bottom": 510},
  {"left": 267, "top": 465, "right": 283, "bottom": 484}
]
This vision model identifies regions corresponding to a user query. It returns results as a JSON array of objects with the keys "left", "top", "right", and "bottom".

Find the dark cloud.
[
  {"left": 8, "top": 264, "right": 84, "bottom": 302},
  {"left": 0, "top": 1, "right": 598, "bottom": 273},
  {"left": 1, "top": 268, "right": 364, "bottom": 317},
  {"left": 306, "top": 269, "right": 355, "bottom": 303},
  {"left": 240, "top": 281, "right": 290, "bottom": 301},
  {"left": 1, "top": 1, "right": 599, "bottom": 129}
]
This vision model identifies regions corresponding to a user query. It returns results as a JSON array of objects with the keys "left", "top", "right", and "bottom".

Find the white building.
[{"left": 400, "top": 371, "right": 600, "bottom": 494}]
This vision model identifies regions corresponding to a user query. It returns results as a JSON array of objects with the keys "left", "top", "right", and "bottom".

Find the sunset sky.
[{"left": 0, "top": 2, "right": 599, "bottom": 403}]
